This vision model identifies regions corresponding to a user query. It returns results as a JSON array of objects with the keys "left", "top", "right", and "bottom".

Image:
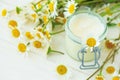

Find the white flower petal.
[{"left": 64, "top": 0, "right": 77, "bottom": 18}]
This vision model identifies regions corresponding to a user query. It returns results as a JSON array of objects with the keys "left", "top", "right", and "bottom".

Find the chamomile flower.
[
  {"left": 36, "top": 33, "right": 41, "bottom": 39},
  {"left": 33, "top": 40, "right": 42, "bottom": 48},
  {"left": 117, "top": 23, "right": 120, "bottom": 27},
  {"left": 86, "top": 37, "right": 97, "bottom": 47},
  {"left": 42, "top": 15, "right": 49, "bottom": 24},
  {"left": 12, "top": 28, "right": 20, "bottom": 38},
  {"left": 95, "top": 75, "right": 105, "bottom": 80},
  {"left": 105, "top": 40, "right": 115, "bottom": 49},
  {"left": 24, "top": 13, "right": 37, "bottom": 24},
  {"left": 112, "top": 76, "right": 120, "bottom": 80},
  {"left": 31, "top": 13, "right": 38, "bottom": 22},
  {"left": 79, "top": 37, "right": 99, "bottom": 53},
  {"left": 18, "top": 43, "right": 27, "bottom": 53},
  {"left": 31, "top": 5, "right": 35, "bottom": 10},
  {"left": 85, "top": 37, "right": 100, "bottom": 48},
  {"left": 64, "top": 0, "right": 77, "bottom": 18},
  {"left": 43, "top": 30, "right": 51, "bottom": 40},
  {"left": 37, "top": 27, "right": 43, "bottom": 32},
  {"left": 111, "top": 67, "right": 120, "bottom": 80},
  {"left": 36, "top": 2, "right": 42, "bottom": 9},
  {"left": 56, "top": 64, "right": 72, "bottom": 80},
  {"left": 8, "top": 20, "right": 18, "bottom": 29},
  {"left": 103, "top": 63, "right": 118, "bottom": 76},
  {"left": 19, "top": 5, "right": 38, "bottom": 24},
  {"left": 48, "top": 0, "right": 58, "bottom": 18},
  {"left": 56, "top": 64, "right": 68, "bottom": 75},
  {"left": 25, "top": 31, "right": 34, "bottom": 40},
  {"left": 106, "top": 66, "right": 115, "bottom": 74},
  {"left": 78, "top": 37, "right": 100, "bottom": 61},
  {"left": 103, "top": 4, "right": 112, "bottom": 16},
  {"left": 1, "top": 9, "right": 7, "bottom": 16},
  {"left": 80, "top": 37, "right": 100, "bottom": 60}
]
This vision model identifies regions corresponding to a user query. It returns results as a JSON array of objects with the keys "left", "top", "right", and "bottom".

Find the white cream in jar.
[{"left": 65, "top": 12, "right": 106, "bottom": 61}]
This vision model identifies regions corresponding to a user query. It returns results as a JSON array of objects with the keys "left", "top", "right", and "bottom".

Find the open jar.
[{"left": 65, "top": 10, "right": 107, "bottom": 69}]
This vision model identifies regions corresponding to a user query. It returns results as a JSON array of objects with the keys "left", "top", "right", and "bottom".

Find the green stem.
[
  {"left": 42, "top": 24, "right": 46, "bottom": 32},
  {"left": 8, "top": 10, "right": 15, "bottom": 13},
  {"left": 119, "top": 67, "right": 120, "bottom": 74},
  {"left": 51, "top": 50, "right": 64, "bottom": 55},
  {"left": 31, "top": 3, "right": 37, "bottom": 9},
  {"left": 42, "top": 20, "right": 50, "bottom": 32},
  {"left": 35, "top": 7, "right": 43, "bottom": 13},
  {"left": 47, "top": 47, "right": 64, "bottom": 55},
  {"left": 35, "top": 0, "right": 44, "bottom": 5},
  {"left": 99, "top": 66, "right": 103, "bottom": 76},
  {"left": 115, "top": 34, "right": 120, "bottom": 41},
  {"left": 50, "top": 30, "right": 65, "bottom": 35},
  {"left": 35, "top": 22, "right": 41, "bottom": 28},
  {"left": 108, "top": 13, "right": 120, "bottom": 23},
  {"left": 80, "top": 0, "right": 103, "bottom": 5},
  {"left": 112, "top": 52, "right": 115, "bottom": 63}
]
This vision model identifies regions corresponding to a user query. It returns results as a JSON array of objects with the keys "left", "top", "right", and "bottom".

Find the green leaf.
[
  {"left": 52, "top": 21, "right": 63, "bottom": 30},
  {"left": 47, "top": 47, "right": 51, "bottom": 55},
  {"left": 107, "top": 17, "right": 111, "bottom": 21},
  {"left": 75, "top": 0, "right": 83, "bottom": 3},
  {"left": 35, "top": 6, "right": 43, "bottom": 13},
  {"left": 106, "top": 0, "right": 118, "bottom": 3},
  {"left": 107, "top": 23, "right": 117, "bottom": 27},
  {"left": 27, "top": 42, "right": 30, "bottom": 46},
  {"left": 50, "top": 29, "right": 65, "bottom": 35},
  {"left": 47, "top": 0, "right": 50, "bottom": 3},
  {"left": 52, "top": 21, "right": 55, "bottom": 29},
  {"left": 16, "top": 7, "right": 22, "bottom": 14}
]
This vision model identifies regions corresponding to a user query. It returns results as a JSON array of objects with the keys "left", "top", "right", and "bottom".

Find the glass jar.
[{"left": 65, "top": 10, "right": 107, "bottom": 62}]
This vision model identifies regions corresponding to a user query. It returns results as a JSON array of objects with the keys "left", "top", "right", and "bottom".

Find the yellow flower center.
[
  {"left": 96, "top": 75, "right": 104, "bottom": 80},
  {"left": 68, "top": 4, "right": 75, "bottom": 14},
  {"left": 36, "top": 33, "right": 41, "bottom": 39},
  {"left": 37, "top": 3, "right": 41, "bottom": 9},
  {"left": 8, "top": 20, "right": 18, "bottom": 28},
  {"left": 44, "top": 30, "right": 51, "bottom": 39},
  {"left": 33, "top": 40, "right": 42, "bottom": 48},
  {"left": 86, "top": 38, "right": 96, "bottom": 47},
  {"left": 1, "top": 9, "right": 7, "bottom": 16},
  {"left": 43, "top": 16, "right": 48, "bottom": 24},
  {"left": 31, "top": 13, "right": 37, "bottom": 22},
  {"left": 106, "top": 66, "right": 115, "bottom": 74},
  {"left": 37, "top": 28, "right": 42, "bottom": 32},
  {"left": 25, "top": 32, "right": 34, "bottom": 40},
  {"left": 105, "top": 7, "right": 112, "bottom": 16},
  {"left": 44, "top": 10, "right": 49, "bottom": 14},
  {"left": 31, "top": 13, "right": 37, "bottom": 19},
  {"left": 105, "top": 7, "right": 110, "bottom": 12},
  {"left": 31, "top": 5, "right": 35, "bottom": 10},
  {"left": 112, "top": 76, "right": 120, "bottom": 80},
  {"left": 48, "top": 2, "right": 54, "bottom": 12},
  {"left": 57, "top": 65, "right": 67, "bottom": 75},
  {"left": 12, "top": 29, "right": 20, "bottom": 38},
  {"left": 118, "top": 23, "right": 120, "bottom": 27},
  {"left": 18, "top": 43, "right": 26, "bottom": 53}
]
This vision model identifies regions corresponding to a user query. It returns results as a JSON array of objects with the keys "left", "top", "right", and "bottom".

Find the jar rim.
[{"left": 65, "top": 11, "right": 107, "bottom": 44}]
